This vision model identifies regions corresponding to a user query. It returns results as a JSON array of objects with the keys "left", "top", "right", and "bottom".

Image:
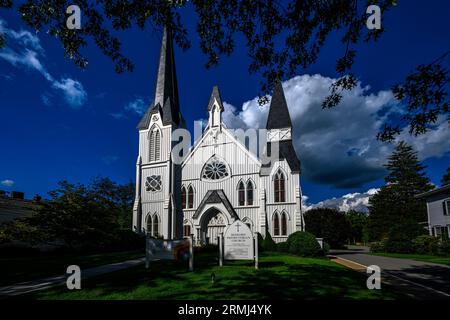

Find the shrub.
[
  {"left": 256, "top": 232, "right": 264, "bottom": 252},
  {"left": 383, "top": 222, "right": 425, "bottom": 253},
  {"left": 262, "top": 232, "right": 277, "bottom": 252},
  {"left": 438, "top": 240, "right": 450, "bottom": 256},
  {"left": 412, "top": 235, "right": 439, "bottom": 255},
  {"left": 286, "top": 231, "right": 322, "bottom": 257},
  {"left": 276, "top": 241, "right": 289, "bottom": 253},
  {"left": 321, "top": 242, "right": 331, "bottom": 255},
  {"left": 369, "top": 241, "right": 386, "bottom": 253}
]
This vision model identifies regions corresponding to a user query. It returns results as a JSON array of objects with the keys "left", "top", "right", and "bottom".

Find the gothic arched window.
[
  {"left": 153, "top": 215, "right": 159, "bottom": 237},
  {"left": 187, "top": 186, "right": 194, "bottom": 209},
  {"left": 274, "top": 169, "right": 286, "bottom": 203},
  {"left": 183, "top": 224, "right": 191, "bottom": 237},
  {"left": 149, "top": 127, "right": 161, "bottom": 162},
  {"left": 146, "top": 215, "right": 152, "bottom": 234},
  {"left": 273, "top": 212, "right": 280, "bottom": 236},
  {"left": 238, "top": 181, "right": 245, "bottom": 206},
  {"left": 281, "top": 212, "right": 287, "bottom": 236},
  {"left": 181, "top": 186, "right": 187, "bottom": 209},
  {"left": 247, "top": 181, "right": 254, "bottom": 206},
  {"left": 201, "top": 157, "right": 229, "bottom": 180}
]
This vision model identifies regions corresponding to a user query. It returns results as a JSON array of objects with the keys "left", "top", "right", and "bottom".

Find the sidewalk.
[{"left": 0, "top": 256, "right": 146, "bottom": 298}]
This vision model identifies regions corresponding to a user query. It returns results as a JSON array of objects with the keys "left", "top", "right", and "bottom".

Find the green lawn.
[
  {"left": 1, "top": 250, "right": 144, "bottom": 286},
  {"left": 25, "top": 252, "right": 406, "bottom": 300},
  {"left": 370, "top": 252, "right": 450, "bottom": 265}
]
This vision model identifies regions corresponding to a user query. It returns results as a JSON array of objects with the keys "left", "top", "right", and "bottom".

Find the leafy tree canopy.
[
  {"left": 304, "top": 208, "right": 350, "bottom": 248},
  {"left": 441, "top": 167, "right": 450, "bottom": 186},
  {"left": 1, "top": 0, "right": 448, "bottom": 140}
]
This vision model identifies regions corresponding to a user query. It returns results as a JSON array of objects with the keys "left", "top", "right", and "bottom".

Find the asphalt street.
[{"left": 331, "top": 246, "right": 450, "bottom": 299}]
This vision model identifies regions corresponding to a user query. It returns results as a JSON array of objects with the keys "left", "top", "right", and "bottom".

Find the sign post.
[
  {"left": 219, "top": 233, "right": 223, "bottom": 266},
  {"left": 224, "top": 220, "right": 254, "bottom": 260}
]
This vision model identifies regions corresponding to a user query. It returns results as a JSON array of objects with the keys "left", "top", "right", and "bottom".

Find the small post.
[
  {"left": 219, "top": 233, "right": 223, "bottom": 267},
  {"left": 145, "top": 234, "right": 149, "bottom": 269},
  {"left": 189, "top": 234, "right": 194, "bottom": 272},
  {"left": 254, "top": 232, "right": 258, "bottom": 270}
]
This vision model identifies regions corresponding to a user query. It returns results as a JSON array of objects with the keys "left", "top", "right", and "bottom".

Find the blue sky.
[{"left": 0, "top": 1, "right": 449, "bottom": 208}]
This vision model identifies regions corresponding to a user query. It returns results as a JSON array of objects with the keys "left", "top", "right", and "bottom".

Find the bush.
[
  {"left": 369, "top": 241, "right": 386, "bottom": 253},
  {"left": 321, "top": 242, "right": 331, "bottom": 255},
  {"left": 412, "top": 235, "right": 440, "bottom": 255},
  {"left": 286, "top": 231, "right": 322, "bottom": 257},
  {"left": 256, "top": 232, "right": 264, "bottom": 252},
  {"left": 383, "top": 222, "right": 426, "bottom": 253},
  {"left": 438, "top": 240, "right": 450, "bottom": 256},
  {"left": 262, "top": 232, "right": 277, "bottom": 252},
  {"left": 276, "top": 241, "right": 289, "bottom": 253}
]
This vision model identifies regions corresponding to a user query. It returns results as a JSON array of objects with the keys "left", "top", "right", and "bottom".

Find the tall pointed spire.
[
  {"left": 266, "top": 80, "right": 292, "bottom": 130},
  {"left": 138, "top": 26, "right": 181, "bottom": 129}
]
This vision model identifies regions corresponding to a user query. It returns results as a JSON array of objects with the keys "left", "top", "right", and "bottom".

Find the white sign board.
[{"left": 224, "top": 220, "right": 254, "bottom": 260}]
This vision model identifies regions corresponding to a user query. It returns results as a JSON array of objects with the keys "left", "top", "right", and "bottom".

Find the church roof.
[
  {"left": 266, "top": 80, "right": 293, "bottom": 130},
  {"left": 207, "top": 86, "right": 224, "bottom": 111},
  {"left": 192, "top": 190, "right": 239, "bottom": 220},
  {"left": 138, "top": 26, "right": 181, "bottom": 129},
  {"left": 260, "top": 140, "right": 301, "bottom": 175}
]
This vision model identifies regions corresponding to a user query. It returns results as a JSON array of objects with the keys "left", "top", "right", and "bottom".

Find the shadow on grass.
[{"left": 22, "top": 253, "right": 405, "bottom": 300}]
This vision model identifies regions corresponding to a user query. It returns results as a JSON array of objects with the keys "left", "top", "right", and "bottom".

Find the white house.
[
  {"left": 417, "top": 184, "right": 450, "bottom": 239},
  {"left": 132, "top": 27, "right": 304, "bottom": 244}
]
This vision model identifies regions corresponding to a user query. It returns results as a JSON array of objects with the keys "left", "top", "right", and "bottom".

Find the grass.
[
  {"left": 0, "top": 249, "right": 144, "bottom": 286},
  {"left": 24, "top": 252, "right": 406, "bottom": 300},
  {"left": 370, "top": 252, "right": 450, "bottom": 265}
]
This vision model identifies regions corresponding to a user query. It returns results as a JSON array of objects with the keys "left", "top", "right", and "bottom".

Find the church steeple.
[
  {"left": 266, "top": 80, "right": 292, "bottom": 130},
  {"left": 138, "top": 26, "right": 181, "bottom": 129}
]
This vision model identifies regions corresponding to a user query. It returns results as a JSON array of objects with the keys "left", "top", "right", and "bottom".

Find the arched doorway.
[{"left": 200, "top": 207, "right": 227, "bottom": 245}]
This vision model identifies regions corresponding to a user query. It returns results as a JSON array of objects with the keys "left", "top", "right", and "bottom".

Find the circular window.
[{"left": 202, "top": 158, "right": 229, "bottom": 180}]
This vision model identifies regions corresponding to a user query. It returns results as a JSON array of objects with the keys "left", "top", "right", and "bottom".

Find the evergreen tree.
[
  {"left": 367, "top": 141, "right": 433, "bottom": 241},
  {"left": 441, "top": 168, "right": 450, "bottom": 186}
]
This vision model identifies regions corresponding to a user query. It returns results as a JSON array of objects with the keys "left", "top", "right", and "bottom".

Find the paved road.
[
  {"left": 331, "top": 247, "right": 450, "bottom": 299},
  {"left": 0, "top": 257, "right": 146, "bottom": 298}
]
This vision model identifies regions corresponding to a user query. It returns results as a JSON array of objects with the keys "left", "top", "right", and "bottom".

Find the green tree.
[
  {"left": 304, "top": 208, "right": 350, "bottom": 248},
  {"left": 1, "top": 1, "right": 447, "bottom": 138},
  {"left": 367, "top": 141, "right": 433, "bottom": 241},
  {"left": 345, "top": 210, "right": 368, "bottom": 245},
  {"left": 1, "top": 177, "right": 135, "bottom": 249},
  {"left": 441, "top": 167, "right": 450, "bottom": 186}
]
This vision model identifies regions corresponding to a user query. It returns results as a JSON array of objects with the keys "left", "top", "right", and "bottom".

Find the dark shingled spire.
[
  {"left": 266, "top": 80, "right": 292, "bottom": 129},
  {"left": 138, "top": 26, "right": 181, "bottom": 129},
  {"left": 207, "top": 86, "right": 224, "bottom": 111}
]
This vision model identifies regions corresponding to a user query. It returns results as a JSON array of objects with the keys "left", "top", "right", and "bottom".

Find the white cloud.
[
  {"left": 0, "top": 19, "right": 87, "bottom": 108},
  {"left": 52, "top": 78, "right": 87, "bottom": 108},
  {"left": 221, "top": 74, "right": 450, "bottom": 188},
  {"left": 302, "top": 188, "right": 379, "bottom": 213},
  {"left": 124, "top": 98, "right": 147, "bottom": 115},
  {"left": 1, "top": 179, "right": 15, "bottom": 188}
]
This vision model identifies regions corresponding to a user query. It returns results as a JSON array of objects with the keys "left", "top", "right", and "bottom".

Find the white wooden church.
[{"left": 132, "top": 28, "right": 304, "bottom": 244}]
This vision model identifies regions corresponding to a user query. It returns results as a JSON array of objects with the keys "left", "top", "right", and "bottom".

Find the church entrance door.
[{"left": 200, "top": 208, "right": 227, "bottom": 245}]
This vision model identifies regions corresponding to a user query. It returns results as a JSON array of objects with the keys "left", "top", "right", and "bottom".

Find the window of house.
[
  {"left": 146, "top": 216, "right": 152, "bottom": 235},
  {"left": 274, "top": 169, "right": 286, "bottom": 203},
  {"left": 238, "top": 181, "right": 245, "bottom": 206},
  {"left": 281, "top": 212, "right": 287, "bottom": 236},
  {"left": 273, "top": 212, "right": 280, "bottom": 236},
  {"left": 146, "top": 175, "right": 162, "bottom": 192},
  {"left": 188, "top": 186, "right": 194, "bottom": 209},
  {"left": 183, "top": 225, "right": 191, "bottom": 237},
  {"left": 444, "top": 200, "right": 450, "bottom": 216},
  {"left": 247, "top": 181, "right": 254, "bottom": 206},
  {"left": 153, "top": 215, "right": 159, "bottom": 237},
  {"left": 181, "top": 186, "right": 187, "bottom": 209},
  {"left": 202, "top": 157, "right": 229, "bottom": 180},
  {"left": 149, "top": 128, "right": 161, "bottom": 162}
]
